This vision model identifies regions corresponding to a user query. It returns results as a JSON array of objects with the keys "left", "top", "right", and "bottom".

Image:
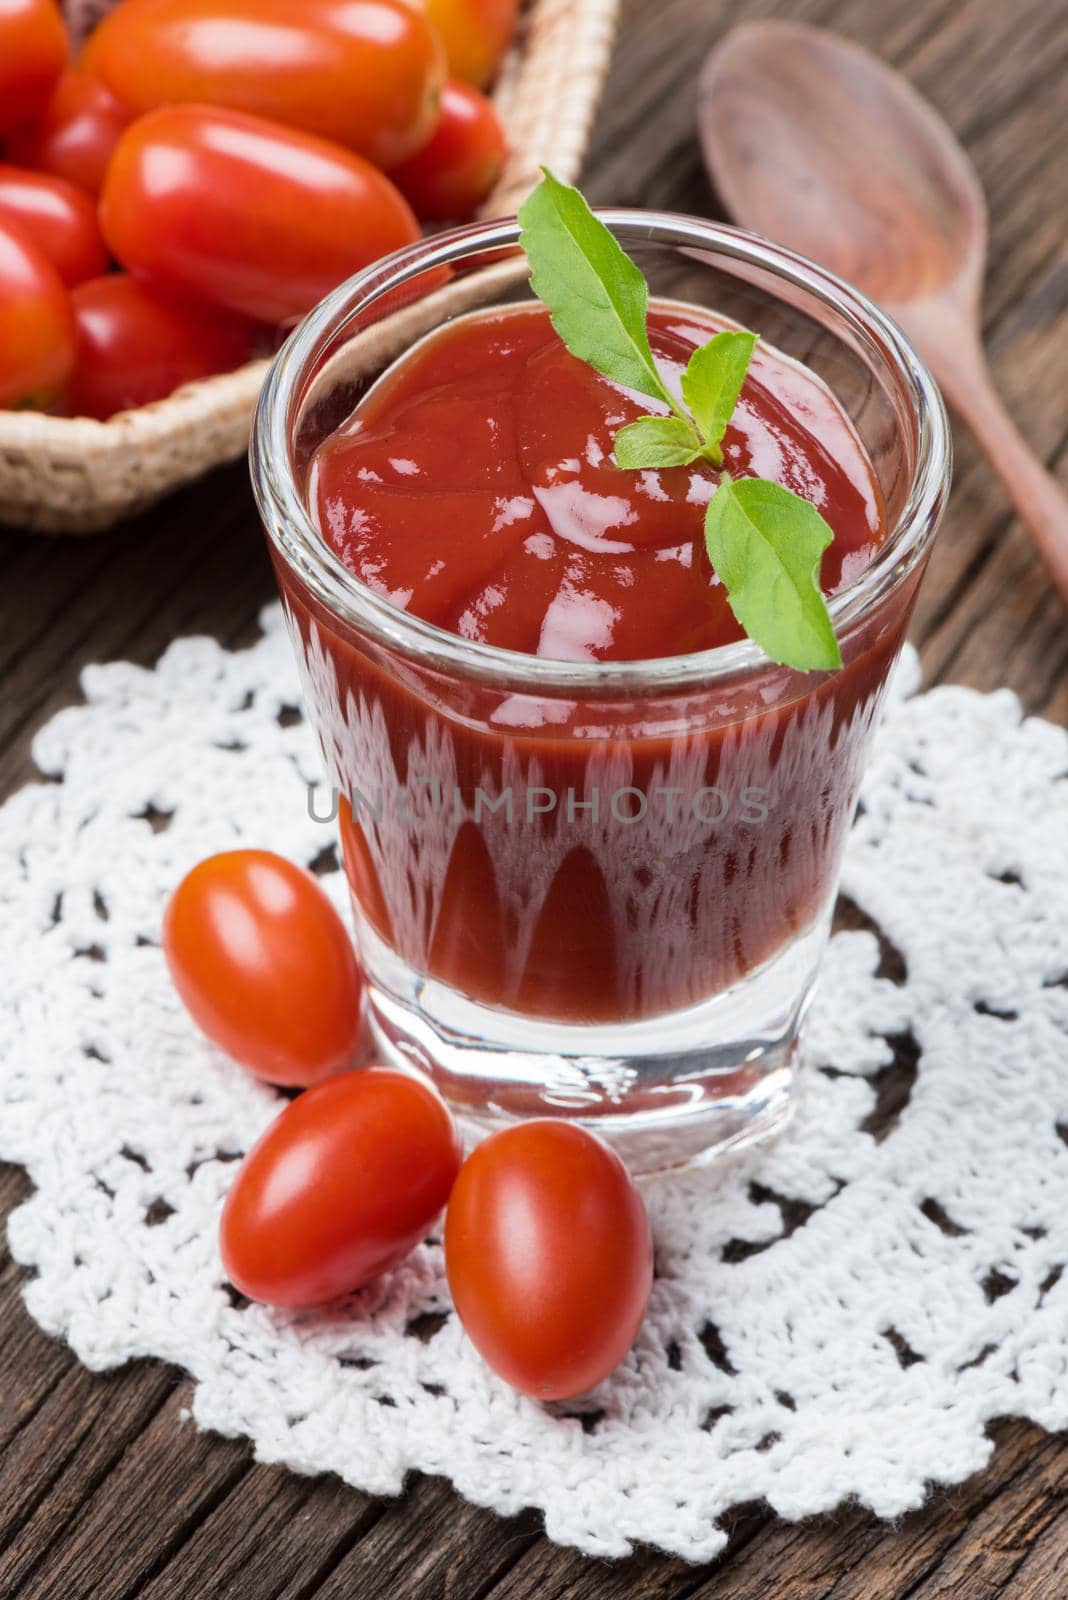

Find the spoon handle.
[{"left": 910, "top": 310, "right": 1068, "bottom": 610}]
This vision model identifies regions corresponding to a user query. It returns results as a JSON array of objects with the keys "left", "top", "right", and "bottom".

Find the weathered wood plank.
[
  {"left": 281, "top": 1474, "right": 542, "bottom": 1600},
  {"left": 0, "top": 1360, "right": 180, "bottom": 1592},
  {"left": 901, "top": 1425, "right": 1068, "bottom": 1600},
  {"left": 6, "top": 1386, "right": 251, "bottom": 1600},
  {"left": 137, "top": 1473, "right": 384, "bottom": 1600},
  {"left": 0, "top": 465, "right": 272, "bottom": 797}
]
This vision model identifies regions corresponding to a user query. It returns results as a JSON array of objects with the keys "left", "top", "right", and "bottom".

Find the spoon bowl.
[
  {"left": 700, "top": 23, "right": 983, "bottom": 305},
  {"left": 700, "top": 21, "right": 1068, "bottom": 607}
]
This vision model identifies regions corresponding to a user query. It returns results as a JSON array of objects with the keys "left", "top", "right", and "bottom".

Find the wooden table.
[{"left": 2, "top": 0, "right": 1066, "bottom": 1592}]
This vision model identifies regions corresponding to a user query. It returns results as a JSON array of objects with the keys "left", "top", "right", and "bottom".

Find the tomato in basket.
[
  {"left": 0, "top": 216, "right": 74, "bottom": 409},
  {"left": 389, "top": 79, "right": 506, "bottom": 220},
  {"left": 5, "top": 71, "right": 130, "bottom": 195},
  {"left": 420, "top": 0, "right": 518, "bottom": 88},
  {"left": 100, "top": 105, "right": 421, "bottom": 325},
  {"left": 65, "top": 276, "right": 263, "bottom": 420},
  {"left": 82, "top": 0, "right": 446, "bottom": 169},
  {"left": 0, "top": 164, "right": 107, "bottom": 286},
  {"left": 0, "top": 0, "right": 69, "bottom": 137}
]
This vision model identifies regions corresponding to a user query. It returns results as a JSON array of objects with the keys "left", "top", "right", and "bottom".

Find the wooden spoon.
[{"left": 699, "top": 21, "right": 1068, "bottom": 607}]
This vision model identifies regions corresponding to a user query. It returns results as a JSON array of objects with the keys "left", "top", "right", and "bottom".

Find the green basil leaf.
[
  {"left": 520, "top": 173, "right": 848, "bottom": 675},
  {"left": 680, "top": 329, "right": 758, "bottom": 460},
  {"left": 518, "top": 169, "right": 676, "bottom": 410},
  {"left": 613, "top": 416, "right": 702, "bottom": 469},
  {"left": 705, "top": 477, "right": 842, "bottom": 671}
]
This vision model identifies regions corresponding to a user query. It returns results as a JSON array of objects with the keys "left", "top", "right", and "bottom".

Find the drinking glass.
[{"left": 251, "top": 212, "right": 950, "bottom": 1173}]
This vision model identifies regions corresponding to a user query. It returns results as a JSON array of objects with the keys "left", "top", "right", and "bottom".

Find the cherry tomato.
[
  {"left": 100, "top": 105, "right": 421, "bottom": 324},
  {"left": 0, "top": 217, "right": 73, "bottom": 409},
  {"left": 390, "top": 79, "right": 505, "bottom": 220},
  {"left": 65, "top": 275, "right": 261, "bottom": 420},
  {"left": 82, "top": 0, "right": 445, "bottom": 169},
  {"left": 0, "top": 0, "right": 68, "bottom": 137},
  {"left": 220, "top": 1068, "right": 463, "bottom": 1307},
  {"left": 5, "top": 71, "right": 130, "bottom": 195},
  {"left": 444, "top": 1121, "right": 653, "bottom": 1399},
  {"left": 163, "top": 849, "right": 365, "bottom": 1087},
  {"left": 420, "top": 0, "right": 517, "bottom": 88},
  {"left": 0, "top": 164, "right": 107, "bottom": 286}
]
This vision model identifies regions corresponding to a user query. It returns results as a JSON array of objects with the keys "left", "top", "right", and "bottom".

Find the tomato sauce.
[
  {"left": 274, "top": 303, "right": 917, "bottom": 1024},
  {"left": 311, "top": 303, "right": 883, "bottom": 660}
]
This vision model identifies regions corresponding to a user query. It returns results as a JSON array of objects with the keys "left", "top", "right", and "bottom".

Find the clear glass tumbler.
[{"left": 251, "top": 213, "right": 950, "bottom": 1173}]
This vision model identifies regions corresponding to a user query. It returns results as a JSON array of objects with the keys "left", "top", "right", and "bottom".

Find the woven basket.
[{"left": 0, "top": 0, "right": 620, "bottom": 534}]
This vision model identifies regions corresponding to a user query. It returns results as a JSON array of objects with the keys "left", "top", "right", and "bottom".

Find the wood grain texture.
[{"left": 1, "top": 0, "right": 1067, "bottom": 1593}]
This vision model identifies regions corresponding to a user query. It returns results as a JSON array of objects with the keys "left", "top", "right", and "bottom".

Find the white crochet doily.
[{"left": 2, "top": 606, "right": 1067, "bottom": 1564}]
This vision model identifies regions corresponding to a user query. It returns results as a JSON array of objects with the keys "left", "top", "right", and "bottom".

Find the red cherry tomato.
[
  {"left": 444, "top": 1121, "right": 653, "bottom": 1399},
  {"left": 0, "top": 217, "right": 73, "bottom": 409},
  {"left": 390, "top": 79, "right": 506, "bottom": 220},
  {"left": 0, "top": 0, "right": 68, "bottom": 137},
  {"left": 0, "top": 164, "right": 107, "bottom": 286},
  {"left": 5, "top": 71, "right": 130, "bottom": 194},
  {"left": 82, "top": 0, "right": 445, "bottom": 169},
  {"left": 163, "top": 849, "right": 365, "bottom": 1087},
  {"left": 220, "top": 1068, "right": 463, "bottom": 1307},
  {"left": 100, "top": 105, "right": 421, "bottom": 324},
  {"left": 66, "top": 275, "right": 261, "bottom": 419},
  {"left": 420, "top": 0, "right": 517, "bottom": 88}
]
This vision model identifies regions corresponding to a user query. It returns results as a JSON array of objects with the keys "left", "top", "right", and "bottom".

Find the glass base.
[{"left": 358, "top": 905, "right": 830, "bottom": 1174}]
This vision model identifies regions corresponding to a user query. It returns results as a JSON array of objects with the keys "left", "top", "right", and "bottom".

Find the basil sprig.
[{"left": 517, "top": 170, "right": 843, "bottom": 672}]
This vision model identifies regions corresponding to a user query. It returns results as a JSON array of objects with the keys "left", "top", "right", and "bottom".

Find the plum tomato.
[
  {"left": 0, "top": 164, "right": 107, "bottom": 285},
  {"left": 219, "top": 1068, "right": 464, "bottom": 1307},
  {"left": 419, "top": 0, "right": 517, "bottom": 88},
  {"left": 389, "top": 79, "right": 506, "bottom": 220},
  {"left": 0, "top": 0, "right": 68, "bottom": 137},
  {"left": 444, "top": 1121, "right": 653, "bottom": 1399},
  {"left": 82, "top": 0, "right": 446, "bottom": 169},
  {"left": 163, "top": 848, "right": 365, "bottom": 1087},
  {"left": 100, "top": 105, "right": 421, "bottom": 324},
  {"left": 0, "top": 217, "right": 73, "bottom": 409},
  {"left": 5, "top": 71, "right": 130, "bottom": 194},
  {"left": 65, "top": 275, "right": 261, "bottom": 419}
]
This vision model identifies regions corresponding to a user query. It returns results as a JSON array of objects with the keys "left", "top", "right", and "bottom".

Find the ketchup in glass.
[{"left": 280, "top": 302, "right": 902, "bottom": 1024}]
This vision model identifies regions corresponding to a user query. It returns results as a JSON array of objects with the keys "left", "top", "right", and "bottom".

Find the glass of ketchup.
[{"left": 252, "top": 214, "right": 950, "bottom": 1173}]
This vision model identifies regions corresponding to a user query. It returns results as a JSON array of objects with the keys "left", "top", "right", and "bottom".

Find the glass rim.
[{"left": 251, "top": 210, "right": 951, "bottom": 695}]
